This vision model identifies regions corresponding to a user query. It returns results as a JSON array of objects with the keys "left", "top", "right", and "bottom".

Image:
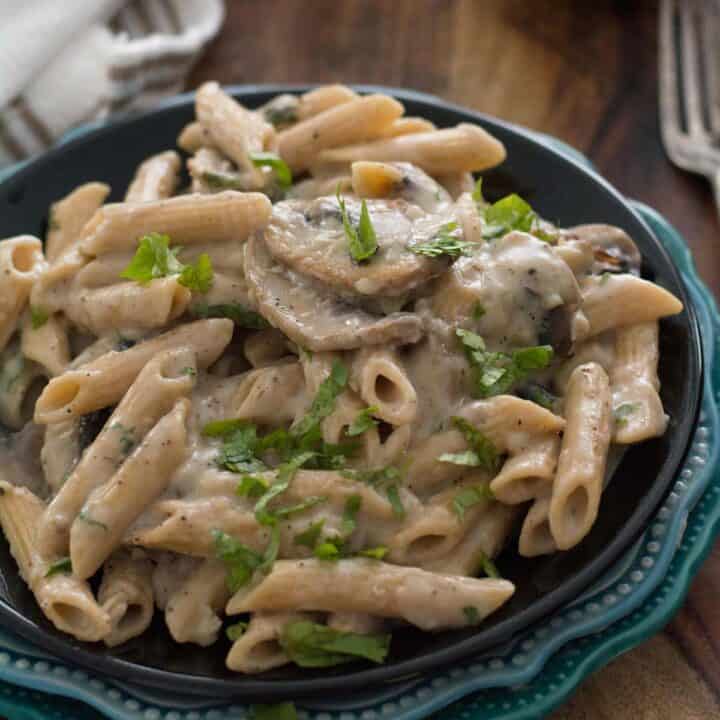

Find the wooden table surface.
[{"left": 186, "top": 1, "right": 720, "bottom": 718}]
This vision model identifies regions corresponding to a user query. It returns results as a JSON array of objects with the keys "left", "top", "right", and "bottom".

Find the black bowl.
[{"left": 0, "top": 85, "right": 702, "bottom": 699}]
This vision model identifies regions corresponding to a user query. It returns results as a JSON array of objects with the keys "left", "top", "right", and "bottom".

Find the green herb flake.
[
  {"left": 178, "top": 252, "right": 214, "bottom": 293},
  {"left": 236, "top": 475, "right": 270, "bottom": 498},
  {"left": 472, "top": 302, "right": 486, "bottom": 321},
  {"left": 341, "top": 495, "right": 362, "bottom": 536},
  {"left": 254, "top": 451, "right": 316, "bottom": 526},
  {"left": 45, "top": 557, "right": 72, "bottom": 578},
  {"left": 475, "top": 551, "right": 501, "bottom": 579},
  {"left": 314, "top": 540, "right": 342, "bottom": 561},
  {"left": 280, "top": 620, "right": 391, "bottom": 668},
  {"left": 180, "top": 366, "right": 197, "bottom": 377},
  {"left": 524, "top": 383, "right": 558, "bottom": 411},
  {"left": 409, "top": 221, "right": 473, "bottom": 258},
  {"left": 340, "top": 466, "right": 401, "bottom": 487},
  {"left": 212, "top": 529, "right": 263, "bottom": 592},
  {"left": 337, "top": 190, "right": 379, "bottom": 263},
  {"left": 483, "top": 193, "right": 535, "bottom": 239},
  {"left": 251, "top": 702, "right": 298, "bottom": 720},
  {"left": 30, "top": 306, "right": 49, "bottom": 329},
  {"left": 386, "top": 485, "right": 405, "bottom": 519},
  {"left": 346, "top": 405, "right": 379, "bottom": 437},
  {"left": 120, "top": 233, "right": 183, "bottom": 284},
  {"left": 226, "top": 621, "right": 248, "bottom": 642},
  {"left": 274, "top": 495, "right": 326, "bottom": 518},
  {"left": 111, "top": 422, "right": 135, "bottom": 457},
  {"left": 77, "top": 511, "right": 108, "bottom": 531},
  {"left": 201, "top": 171, "right": 245, "bottom": 191},
  {"left": 463, "top": 606, "right": 480, "bottom": 625},
  {"left": 447, "top": 417, "right": 501, "bottom": 474},
  {"left": 439, "top": 450, "right": 483, "bottom": 467},
  {"left": 471, "top": 178, "right": 485, "bottom": 204},
  {"left": 452, "top": 483, "right": 494, "bottom": 520},
  {"left": 358, "top": 546, "right": 389, "bottom": 560},
  {"left": 456, "top": 329, "right": 553, "bottom": 398},
  {"left": 291, "top": 360, "right": 348, "bottom": 439},
  {"left": 294, "top": 519, "right": 325, "bottom": 548},
  {"left": 190, "top": 302, "right": 269, "bottom": 329},
  {"left": 614, "top": 402, "right": 640, "bottom": 428},
  {"left": 250, "top": 152, "right": 293, "bottom": 189},
  {"left": 202, "top": 418, "right": 252, "bottom": 438}
]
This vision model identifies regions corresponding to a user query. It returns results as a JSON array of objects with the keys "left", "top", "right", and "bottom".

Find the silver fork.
[{"left": 659, "top": 0, "right": 720, "bottom": 216}]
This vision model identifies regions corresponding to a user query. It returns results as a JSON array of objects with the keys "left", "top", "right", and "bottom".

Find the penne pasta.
[{"left": 125, "top": 150, "right": 181, "bottom": 203}]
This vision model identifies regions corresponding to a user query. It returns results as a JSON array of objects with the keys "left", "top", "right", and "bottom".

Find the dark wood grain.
[{"left": 188, "top": 2, "right": 720, "bottom": 717}]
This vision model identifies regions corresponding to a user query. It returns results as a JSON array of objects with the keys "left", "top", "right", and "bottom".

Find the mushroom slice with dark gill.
[
  {"left": 244, "top": 235, "right": 424, "bottom": 352},
  {"left": 564, "top": 224, "right": 642, "bottom": 276},
  {"left": 263, "top": 195, "right": 453, "bottom": 297}
]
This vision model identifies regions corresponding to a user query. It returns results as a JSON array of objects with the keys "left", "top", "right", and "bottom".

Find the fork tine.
[
  {"left": 680, "top": 0, "right": 706, "bottom": 138},
  {"left": 659, "top": 0, "right": 682, "bottom": 144},
  {"left": 700, "top": 2, "right": 720, "bottom": 135}
]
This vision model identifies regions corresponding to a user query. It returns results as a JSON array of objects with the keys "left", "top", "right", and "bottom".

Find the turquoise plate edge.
[{"left": 0, "top": 132, "right": 716, "bottom": 720}]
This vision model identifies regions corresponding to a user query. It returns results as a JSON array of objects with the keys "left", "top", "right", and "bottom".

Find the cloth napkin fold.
[{"left": 0, "top": 0, "right": 225, "bottom": 168}]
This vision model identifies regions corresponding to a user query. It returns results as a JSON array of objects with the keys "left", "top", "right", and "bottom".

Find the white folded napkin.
[{"left": 0, "top": 0, "right": 225, "bottom": 168}]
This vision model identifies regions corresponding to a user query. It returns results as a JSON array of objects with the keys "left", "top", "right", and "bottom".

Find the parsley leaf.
[
  {"left": 178, "top": 252, "right": 213, "bottom": 292},
  {"left": 120, "top": 233, "right": 183, "bottom": 283},
  {"left": 474, "top": 551, "right": 500, "bottom": 579},
  {"left": 523, "top": 383, "right": 558, "bottom": 411},
  {"left": 250, "top": 152, "right": 293, "bottom": 189},
  {"left": 445, "top": 417, "right": 501, "bottom": 473},
  {"left": 358, "top": 546, "right": 388, "bottom": 560},
  {"left": 614, "top": 402, "right": 640, "bottom": 428},
  {"left": 346, "top": 405, "right": 379, "bottom": 437},
  {"left": 236, "top": 475, "right": 270, "bottom": 498},
  {"left": 77, "top": 511, "right": 108, "bottom": 530},
  {"left": 472, "top": 302, "right": 486, "bottom": 320},
  {"left": 291, "top": 360, "right": 348, "bottom": 439},
  {"left": 386, "top": 485, "right": 405, "bottom": 519},
  {"left": 340, "top": 466, "right": 401, "bottom": 487},
  {"left": 341, "top": 495, "right": 362, "bottom": 536},
  {"left": 280, "top": 620, "right": 391, "bottom": 667},
  {"left": 218, "top": 424, "right": 266, "bottom": 474},
  {"left": 30, "top": 306, "right": 49, "bottom": 329},
  {"left": 483, "top": 194, "right": 535, "bottom": 239},
  {"left": 463, "top": 606, "right": 480, "bottom": 624},
  {"left": 190, "top": 301, "right": 268, "bottom": 329},
  {"left": 212, "top": 529, "right": 263, "bottom": 592},
  {"left": 314, "top": 540, "right": 343, "bottom": 560},
  {"left": 226, "top": 621, "right": 248, "bottom": 642},
  {"left": 294, "top": 519, "right": 325, "bottom": 548},
  {"left": 337, "top": 190, "right": 378, "bottom": 263},
  {"left": 456, "top": 329, "right": 554, "bottom": 397},
  {"left": 274, "top": 495, "right": 326, "bottom": 518},
  {"left": 409, "top": 222, "right": 473, "bottom": 258},
  {"left": 257, "top": 524, "right": 281, "bottom": 573},
  {"left": 253, "top": 451, "right": 316, "bottom": 526},
  {"left": 201, "top": 171, "right": 244, "bottom": 191},
  {"left": 45, "top": 557, "right": 72, "bottom": 578},
  {"left": 251, "top": 703, "right": 298, "bottom": 720},
  {"left": 452, "top": 483, "right": 494, "bottom": 520},
  {"left": 110, "top": 422, "right": 135, "bottom": 457}
]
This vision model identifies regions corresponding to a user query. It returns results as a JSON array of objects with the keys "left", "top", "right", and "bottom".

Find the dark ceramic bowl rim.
[{"left": 0, "top": 85, "right": 703, "bottom": 699}]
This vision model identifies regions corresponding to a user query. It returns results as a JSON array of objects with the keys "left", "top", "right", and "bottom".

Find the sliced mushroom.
[
  {"left": 351, "top": 161, "right": 452, "bottom": 213},
  {"left": 426, "top": 231, "right": 581, "bottom": 352},
  {"left": 564, "top": 224, "right": 641, "bottom": 276},
  {"left": 244, "top": 235, "right": 424, "bottom": 352},
  {"left": 264, "top": 196, "right": 453, "bottom": 297}
]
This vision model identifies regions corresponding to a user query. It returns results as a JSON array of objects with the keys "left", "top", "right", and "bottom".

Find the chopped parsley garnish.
[
  {"left": 180, "top": 366, "right": 197, "bottom": 377},
  {"left": 294, "top": 519, "right": 325, "bottom": 548},
  {"left": 216, "top": 422, "right": 267, "bottom": 474},
  {"left": 190, "top": 301, "right": 268, "bottom": 329},
  {"left": 30, "top": 306, "right": 49, "bottom": 329},
  {"left": 250, "top": 152, "right": 293, "bottom": 189},
  {"left": 614, "top": 402, "right": 640, "bottom": 428},
  {"left": 440, "top": 417, "right": 501, "bottom": 473},
  {"left": 358, "top": 546, "right": 389, "bottom": 560},
  {"left": 45, "top": 557, "right": 72, "bottom": 578},
  {"left": 346, "top": 405, "right": 379, "bottom": 437},
  {"left": 474, "top": 551, "right": 500, "bottom": 579},
  {"left": 409, "top": 221, "right": 473, "bottom": 258},
  {"left": 340, "top": 466, "right": 401, "bottom": 486},
  {"left": 212, "top": 527, "right": 280, "bottom": 591},
  {"left": 341, "top": 495, "right": 362, "bottom": 536},
  {"left": 463, "top": 606, "right": 480, "bottom": 625},
  {"left": 472, "top": 302, "right": 486, "bottom": 321},
  {"left": 226, "top": 621, "right": 248, "bottom": 642},
  {"left": 77, "top": 511, "right": 108, "bottom": 530},
  {"left": 253, "top": 452, "right": 316, "bottom": 526},
  {"left": 523, "top": 383, "right": 558, "bottom": 411},
  {"left": 337, "top": 190, "right": 378, "bottom": 263},
  {"left": 110, "top": 422, "right": 135, "bottom": 457},
  {"left": 236, "top": 475, "right": 270, "bottom": 498},
  {"left": 290, "top": 360, "right": 348, "bottom": 439},
  {"left": 273, "top": 495, "right": 326, "bottom": 518},
  {"left": 386, "top": 484, "right": 405, "bottom": 519},
  {"left": 314, "top": 540, "right": 343, "bottom": 560},
  {"left": 452, "top": 483, "right": 494, "bottom": 520},
  {"left": 280, "top": 620, "right": 391, "bottom": 667},
  {"left": 120, "top": 233, "right": 214, "bottom": 292},
  {"left": 251, "top": 702, "right": 298, "bottom": 720},
  {"left": 456, "top": 329, "right": 553, "bottom": 397},
  {"left": 473, "top": 179, "right": 558, "bottom": 243},
  {"left": 201, "top": 171, "right": 244, "bottom": 191}
]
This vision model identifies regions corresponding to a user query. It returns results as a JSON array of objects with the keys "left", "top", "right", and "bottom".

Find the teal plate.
[{"left": 0, "top": 135, "right": 717, "bottom": 720}]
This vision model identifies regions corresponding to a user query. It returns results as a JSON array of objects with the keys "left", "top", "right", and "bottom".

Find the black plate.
[{"left": 0, "top": 85, "right": 702, "bottom": 699}]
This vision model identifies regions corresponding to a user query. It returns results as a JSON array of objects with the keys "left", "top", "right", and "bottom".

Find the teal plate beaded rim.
[{"left": 0, "top": 136, "right": 717, "bottom": 720}]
